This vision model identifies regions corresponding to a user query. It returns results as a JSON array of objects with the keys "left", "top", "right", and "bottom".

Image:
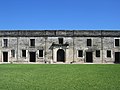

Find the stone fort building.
[{"left": 0, "top": 30, "right": 120, "bottom": 64}]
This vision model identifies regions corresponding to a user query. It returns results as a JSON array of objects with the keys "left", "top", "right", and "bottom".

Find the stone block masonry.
[{"left": 0, "top": 30, "right": 120, "bottom": 64}]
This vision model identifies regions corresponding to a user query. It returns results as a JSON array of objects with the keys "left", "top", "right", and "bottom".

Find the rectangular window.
[
  {"left": 39, "top": 50, "right": 43, "bottom": 57},
  {"left": 22, "top": 50, "right": 26, "bottom": 57},
  {"left": 78, "top": 50, "right": 83, "bottom": 57},
  {"left": 59, "top": 38, "right": 63, "bottom": 44},
  {"left": 3, "top": 39, "right": 8, "bottom": 47},
  {"left": 115, "top": 39, "right": 119, "bottom": 46},
  {"left": 96, "top": 50, "right": 100, "bottom": 57},
  {"left": 107, "top": 50, "right": 111, "bottom": 57},
  {"left": 11, "top": 50, "right": 15, "bottom": 57},
  {"left": 87, "top": 39, "right": 92, "bottom": 46},
  {"left": 30, "top": 39, "right": 35, "bottom": 47}
]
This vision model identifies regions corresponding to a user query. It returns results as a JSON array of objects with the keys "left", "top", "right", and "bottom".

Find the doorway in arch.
[
  {"left": 86, "top": 52, "right": 93, "bottom": 63},
  {"left": 29, "top": 52, "right": 36, "bottom": 62},
  {"left": 3, "top": 52, "right": 8, "bottom": 62},
  {"left": 115, "top": 52, "right": 120, "bottom": 63},
  {"left": 57, "top": 49, "right": 65, "bottom": 62}
]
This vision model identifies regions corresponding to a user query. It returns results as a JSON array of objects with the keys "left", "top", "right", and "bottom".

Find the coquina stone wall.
[{"left": 0, "top": 30, "right": 119, "bottom": 64}]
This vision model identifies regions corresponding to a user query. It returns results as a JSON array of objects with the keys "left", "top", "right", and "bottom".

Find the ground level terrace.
[{"left": 0, "top": 49, "right": 120, "bottom": 64}]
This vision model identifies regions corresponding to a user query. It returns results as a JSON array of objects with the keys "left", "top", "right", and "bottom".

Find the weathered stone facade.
[{"left": 0, "top": 30, "right": 120, "bottom": 64}]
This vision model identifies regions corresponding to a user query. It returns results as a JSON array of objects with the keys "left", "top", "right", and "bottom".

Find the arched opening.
[{"left": 57, "top": 49, "right": 65, "bottom": 62}]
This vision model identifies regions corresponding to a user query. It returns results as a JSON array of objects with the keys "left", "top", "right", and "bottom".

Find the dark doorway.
[
  {"left": 57, "top": 49, "right": 65, "bottom": 62},
  {"left": 3, "top": 52, "right": 8, "bottom": 62},
  {"left": 115, "top": 52, "right": 120, "bottom": 63},
  {"left": 30, "top": 52, "right": 36, "bottom": 62},
  {"left": 86, "top": 52, "right": 93, "bottom": 63}
]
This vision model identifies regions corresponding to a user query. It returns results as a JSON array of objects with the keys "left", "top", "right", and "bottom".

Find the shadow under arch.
[{"left": 57, "top": 49, "right": 65, "bottom": 62}]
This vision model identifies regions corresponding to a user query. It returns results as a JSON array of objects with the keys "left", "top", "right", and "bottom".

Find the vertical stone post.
[
  {"left": 45, "top": 37, "right": 47, "bottom": 63},
  {"left": 73, "top": 31, "right": 75, "bottom": 62},
  {"left": 17, "top": 37, "right": 19, "bottom": 62},
  {"left": 101, "top": 31, "right": 103, "bottom": 63}
]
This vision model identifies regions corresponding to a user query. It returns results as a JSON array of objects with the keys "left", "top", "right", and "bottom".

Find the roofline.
[{"left": 0, "top": 30, "right": 120, "bottom": 37}]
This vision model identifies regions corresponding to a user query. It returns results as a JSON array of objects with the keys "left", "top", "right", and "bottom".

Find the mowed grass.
[{"left": 0, "top": 64, "right": 120, "bottom": 90}]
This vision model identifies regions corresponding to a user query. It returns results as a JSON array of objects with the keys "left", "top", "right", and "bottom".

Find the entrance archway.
[
  {"left": 57, "top": 49, "right": 65, "bottom": 62},
  {"left": 86, "top": 52, "right": 93, "bottom": 63},
  {"left": 29, "top": 52, "right": 36, "bottom": 62},
  {"left": 3, "top": 52, "right": 8, "bottom": 62},
  {"left": 115, "top": 52, "right": 120, "bottom": 63}
]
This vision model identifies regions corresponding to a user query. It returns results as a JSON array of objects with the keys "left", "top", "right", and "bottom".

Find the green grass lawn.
[{"left": 0, "top": 64, "right": 120, "bottom": 90}]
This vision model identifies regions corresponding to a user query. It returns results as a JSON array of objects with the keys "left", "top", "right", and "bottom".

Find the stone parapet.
[{"left": 0, "top": 30, "right": 120, "bottom": 37}]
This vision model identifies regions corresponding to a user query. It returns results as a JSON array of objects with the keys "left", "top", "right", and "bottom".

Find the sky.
[{"left": 0, "top": 0, "right": 120, "bottom": 30}]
